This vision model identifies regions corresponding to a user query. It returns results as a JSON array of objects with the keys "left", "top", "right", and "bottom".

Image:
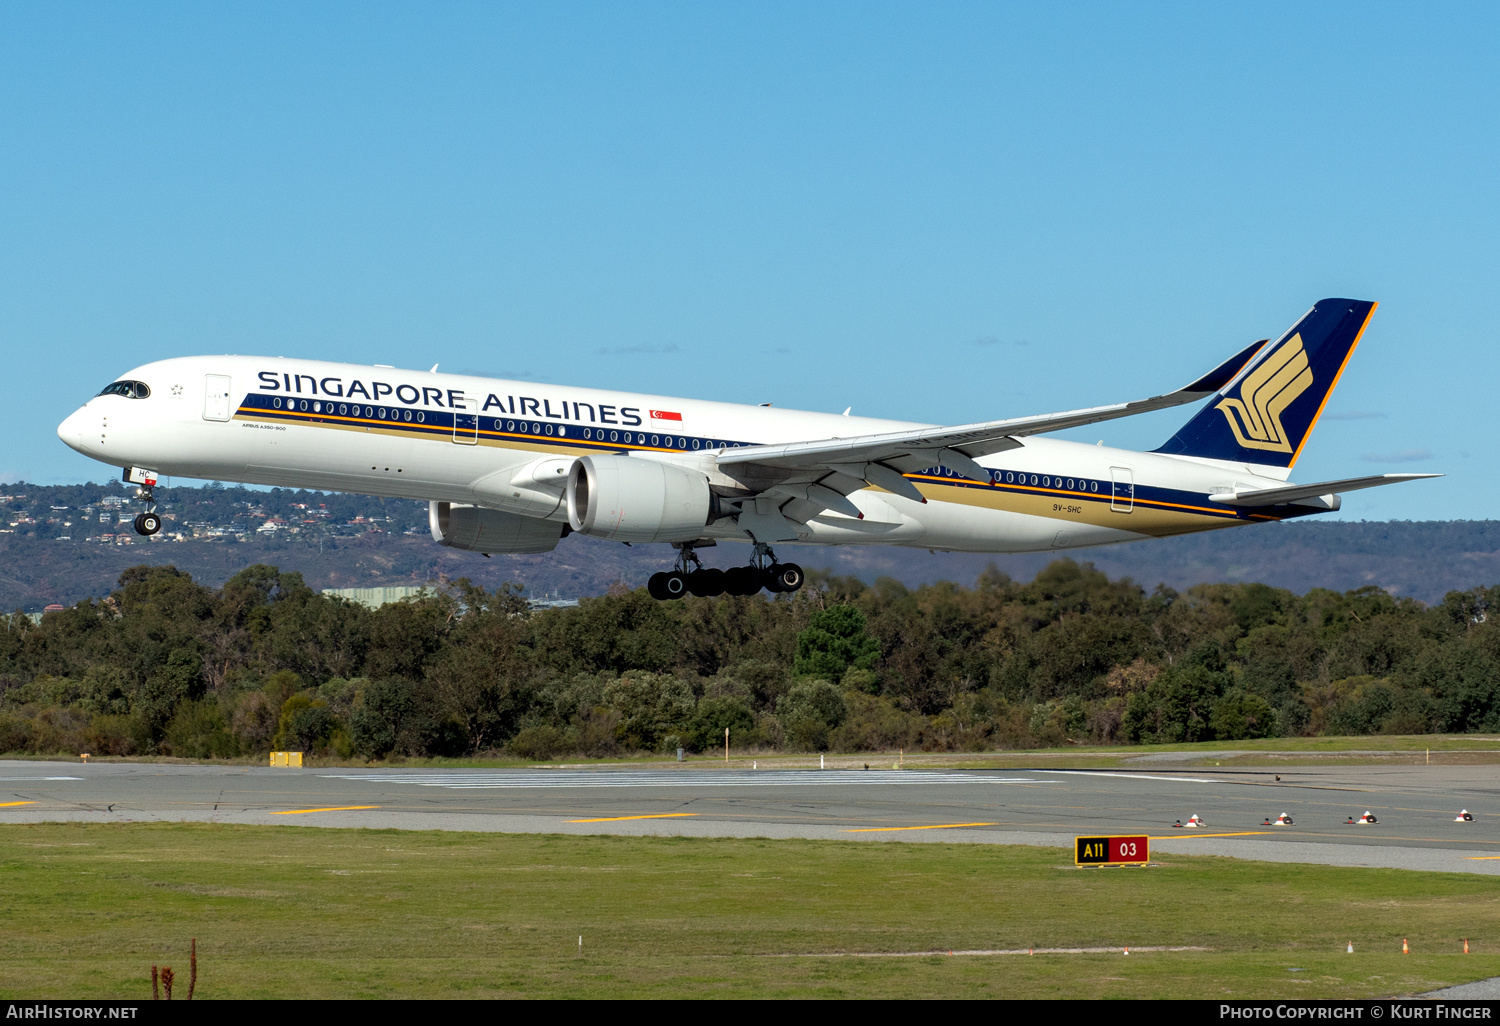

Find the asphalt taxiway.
[{"left": 4, "top": 760, "right": 1498, "bottom": 874}]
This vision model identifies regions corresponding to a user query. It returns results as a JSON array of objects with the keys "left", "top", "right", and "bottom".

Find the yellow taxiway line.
[
  {"left": 845, "top": 822, "right": 997, "bottom": 833},
  {"left": 0, "top": 801, "right": 38, "bottom": 807},
  {"left": 1466, "top": 856, "right": 1500, "bottom": 861},
  {"left": 1151, "top": 831, "right": 1274, "bottom": 840},
  {"left": 271, "top": 805, "right": 381, "bottom": 815},
  {"left": 568, "top": 813, "right": 698, "bottom": 823}
]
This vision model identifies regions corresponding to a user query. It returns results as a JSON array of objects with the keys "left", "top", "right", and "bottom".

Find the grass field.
[{"left": 2, "top": 823, "right": 1498, "bottom": 999}]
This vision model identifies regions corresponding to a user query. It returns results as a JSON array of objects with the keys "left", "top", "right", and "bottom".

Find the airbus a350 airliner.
[{"left": 57, "top": 298, "right": 1436, "bottom": 599}]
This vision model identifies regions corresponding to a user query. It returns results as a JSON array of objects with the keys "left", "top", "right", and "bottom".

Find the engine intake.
[
  {"left": 566, "top": 455, "right": 713, "bottom": 543},
  {"left": 429, "top": 501, "right": 564, "bottom": 554}
]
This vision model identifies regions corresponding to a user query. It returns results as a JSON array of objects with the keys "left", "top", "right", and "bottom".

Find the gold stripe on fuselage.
[{"left": 905, "top": 473, "right": 1274, "bottom": 538}]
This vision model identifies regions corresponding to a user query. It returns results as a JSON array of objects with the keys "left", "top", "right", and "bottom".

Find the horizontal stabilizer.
[{"left": 1209, "top": 473, "right": 1441, "bottom": 507}]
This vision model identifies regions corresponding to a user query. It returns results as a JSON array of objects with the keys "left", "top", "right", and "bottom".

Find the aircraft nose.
[{"left": 57, "top": 407, "right": 89, "bottom": 454}]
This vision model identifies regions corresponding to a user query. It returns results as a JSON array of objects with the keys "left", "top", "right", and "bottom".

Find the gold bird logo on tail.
[{"left": 1214, "top": 334, "right": 1313, "bottom": 453}]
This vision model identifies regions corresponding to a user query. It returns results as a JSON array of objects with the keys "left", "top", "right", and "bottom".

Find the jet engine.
[
  {"left": 565, "top": 455, "right": 714, "bottom": 543},
  {"left": 429, "top": 501, "right": 565, "bottom": 554}
]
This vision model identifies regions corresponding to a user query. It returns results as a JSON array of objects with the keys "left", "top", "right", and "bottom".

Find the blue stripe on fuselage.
[{"left": 239, "top": 393, "right": 1308, "bottom": 524}]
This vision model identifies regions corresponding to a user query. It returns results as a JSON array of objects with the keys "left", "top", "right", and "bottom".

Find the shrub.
[
  {"left": 829, "top": 692, "right": 924, "bottom": 752},
  {"left": 231, "top": 691, "right": 278, "bottom": 752},
  {"left": 1209, "top": 690, "right": 1275, "bottom": 740},
  {"left": 777, "top": 679, "right": 847, "bottom": 751},
  {"left": 687, "top": 695, "right": 758, "bottom": 752},
  {"left": 602, "top": 672, "right": 695, "bottom": 751},
  {"left": 84, "top": 714, "right": 139, "bottom": 756},
  {"left": 508, "top": 724, "right": 567, "bottom": 760},
  {"left": 165, "top": 700, "right": 239, "bottom": 759}
]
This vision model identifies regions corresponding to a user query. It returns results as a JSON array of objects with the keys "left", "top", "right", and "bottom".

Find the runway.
[{"left": 4, "top": 760, "right": 1499, "bottom": 874}]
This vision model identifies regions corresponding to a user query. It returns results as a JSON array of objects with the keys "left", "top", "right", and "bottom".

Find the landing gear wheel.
[
  {"left": 661, "top": 571, "right": 689, "bottom": 599},
  {"left": 133, "top": 512, "right": 162, "bottom": 537},
  {"left": 766, "top": 562, "right": 804, "bottom": 593},
  {"left": 723, "top": 566, "right": 764, "bottom": 597},
  {"left": 687, "top": 568, "right": 725, "bottom": 597},
  {"left": 647, "top": 572, "right": 671, "bottom": 600}
]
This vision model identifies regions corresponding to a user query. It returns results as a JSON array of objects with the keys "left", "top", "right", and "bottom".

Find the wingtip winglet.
[{"left": 1182, "top": 337, "right": 1270, "bottom": 395}]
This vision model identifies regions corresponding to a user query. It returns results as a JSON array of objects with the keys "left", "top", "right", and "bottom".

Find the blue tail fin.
[{"left": 1154, "top": 298, "right": 1376, "bottom": 470}]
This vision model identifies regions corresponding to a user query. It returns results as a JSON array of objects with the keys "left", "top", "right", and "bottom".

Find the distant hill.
[{"left": 0, "top": 482, "right": 1495, "bottom": 608}]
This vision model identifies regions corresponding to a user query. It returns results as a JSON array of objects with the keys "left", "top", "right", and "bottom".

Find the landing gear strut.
[{"left": 646, "top": 541, "right": 802, "bottom": 600}]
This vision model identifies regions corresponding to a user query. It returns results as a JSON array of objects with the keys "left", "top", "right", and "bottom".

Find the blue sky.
[{"left": 2, "top": 3, "right": 1494, "bottom": 520}]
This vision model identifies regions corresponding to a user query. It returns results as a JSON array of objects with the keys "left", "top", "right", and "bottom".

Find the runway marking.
[
  {"left": 568, "top": 813, "right": 699, "bottom": 823},
  {"left": 1466, "top": 856, "right": 1500, "bottom": 861},
  {"left": 1151, "top": 832, "right": 1274, "bottom": 840},
  {"left": 0, "top": 777, "right": 82, "bottom": 782},
  {"left": 1042, "top": 771, "right": 1220, "bottom": 784},
  {"left": 0, "top": 801, "right": 38, "bottom": 807},
  {"left": 845, "top": 822, "right": 998, "bottom": 833},
  {"left": 322, "top": 771, "right": 1049, "bottom": 790},
  {"left": 771, "top": 945, "right": 1211, "bottom": 957},
  {"left": 271, "top": 805, "right": 381, "bottom": 815}
]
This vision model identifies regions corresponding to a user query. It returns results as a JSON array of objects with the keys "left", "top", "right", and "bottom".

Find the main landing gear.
[{"left": 646, "top": 542, "right": 804, "bottom": 600}]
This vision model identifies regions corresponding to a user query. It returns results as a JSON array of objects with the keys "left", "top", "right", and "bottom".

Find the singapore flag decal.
[{"left": 649, "top": 409, "right": 682, "bottom": 422}]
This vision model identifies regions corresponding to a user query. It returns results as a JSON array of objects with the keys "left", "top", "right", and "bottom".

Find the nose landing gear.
[
  {"left": 132, "top": 511, "right": 162, "bottom": 536},
  {"left": 646, "top": 542, "right": 802, "bottom": 600},
  {"left": 123, "top": 467, "right": 162, "bottom": 537}
]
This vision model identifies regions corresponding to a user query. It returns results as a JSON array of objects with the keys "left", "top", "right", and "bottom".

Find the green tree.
[
  {"left": 602, "top": 672, "right": 695, "bottom": 751},
  {"left": 1122, "top": 666, "right": 1228, "bottom": 744},
  {"left": 777, "top": 679, "right": 847, "bottom": 751},
  {"left": 688, "top": 695, "right": 757, "bottom": 752},
  {"left": 349, "top": 678, "right": 446, "bottom": 758},
  {"left": 1209, "top": 690, "right": 1275, "bottom": 740},
  {"left": 794, "top": 606, "right": 880, "bottom": 680}
]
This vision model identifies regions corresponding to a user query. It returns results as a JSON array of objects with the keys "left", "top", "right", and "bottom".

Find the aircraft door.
[
  {"left": 452, "top": 398, "right": 479, "bottom": 445},
  {"left": 1110, "top": 467, "right": 1134, "bottom": 513},
  {"left": 203, "top": 375, "right": 232, "bottom": 422}
]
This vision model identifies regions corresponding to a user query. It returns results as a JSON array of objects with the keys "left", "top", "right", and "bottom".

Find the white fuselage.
[{"left": 57, "top": 355, "right": 1299, "bottom": 554}]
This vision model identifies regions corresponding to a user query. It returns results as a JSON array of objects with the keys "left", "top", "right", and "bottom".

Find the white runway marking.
[
  {"left": 321, "top": 771, "right": 1050, "bottom": 789},
  {"left": 0, "top": 776, "right": 84, "bottom": 781},
  {"left": 1039, "top": 771, "right": 1221, "bottom": 784}
]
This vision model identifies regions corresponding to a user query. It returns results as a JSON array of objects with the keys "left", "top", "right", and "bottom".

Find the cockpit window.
[{"left": 96, "top": 380, "right": 150, "bottom": 399}]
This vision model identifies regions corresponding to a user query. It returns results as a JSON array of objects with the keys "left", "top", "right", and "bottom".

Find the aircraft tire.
[
  {"left": 647, "top": 572, "right": 671, "bottom": 600},
  {"left": 661, "top": 571, "right": 689, "bottom": 599},
  {"left": 768, "top": 563, "right": 804, "bottom": 593},
  {"left": 687, "top": 568, "right": 726, "bottom": 597},
  {"left": 723, "top": 566, "right": 762, "bottom": 597},
  {"left": 134, "top": 512, "right": 162, "bottom": 537}
]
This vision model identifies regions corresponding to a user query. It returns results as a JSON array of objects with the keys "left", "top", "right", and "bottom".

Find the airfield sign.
[{"left": 1074, "top": 835, "right": 1149, "bottom": 866}]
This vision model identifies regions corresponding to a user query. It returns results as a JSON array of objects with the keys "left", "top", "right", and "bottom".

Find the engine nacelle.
[
  {"left": 429, "top": 501, "right": 564, "bottom": 554},
  {"left": 566, "top": 455, "right": 713, "bottom": 543}
]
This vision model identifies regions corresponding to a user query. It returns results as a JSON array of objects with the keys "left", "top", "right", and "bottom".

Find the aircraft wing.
[
  {"left": 716, "top": 337, "right": 1269, "bottom": 485},
  {"left": 1209, "top": 473, "right": 1442, "bottom": 507}
]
